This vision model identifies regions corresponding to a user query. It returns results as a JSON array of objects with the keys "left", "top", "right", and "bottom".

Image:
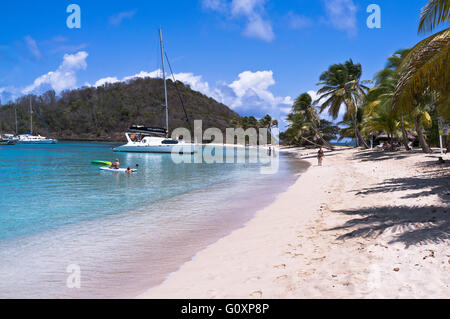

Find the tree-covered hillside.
[{"left": 0, "top": 77, "right": 240, "bottom": 141}]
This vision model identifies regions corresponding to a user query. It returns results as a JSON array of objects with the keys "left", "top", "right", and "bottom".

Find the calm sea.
[{"left": 0, "top": 142, "right": 307, "bottom": 298}]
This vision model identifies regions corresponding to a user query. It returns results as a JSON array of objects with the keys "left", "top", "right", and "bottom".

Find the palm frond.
[
  {"left": 394, "top": 28, "right": 450, "bottom": 118},
  {"left": 418, "top": 0, "right": 450, "bottom": 34}
]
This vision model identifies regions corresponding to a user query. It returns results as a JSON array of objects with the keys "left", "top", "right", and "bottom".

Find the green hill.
[{"left": 0, "top": 77, "right": 240, "bottom": 141}]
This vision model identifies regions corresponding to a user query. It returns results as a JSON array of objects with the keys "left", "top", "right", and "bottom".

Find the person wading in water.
[{"left": 317, "top": 148, "right": 324, "bottom": 166}]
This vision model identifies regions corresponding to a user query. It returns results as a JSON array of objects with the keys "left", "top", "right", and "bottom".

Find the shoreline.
[
  {"left": 139, "top": 147, "right": 449, "bottom": 299},
  {"left": 0, "top": 147, "right": 306, "bottom": 298},
  {"left": 138, "top": 147, "right": 332, "bottom": 298}
]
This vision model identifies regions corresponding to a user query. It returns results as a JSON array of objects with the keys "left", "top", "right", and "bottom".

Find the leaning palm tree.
[
  {"left": 317, "top": 59, "right": 371, "bottom": 148},
  {"left": 292, "top": 93, "right": 334, "bottom": 149},
  {"left": 395, "top": 0, "right": 450, "bottom": 120},
  {"left": 286, "top": 112, "right": 326, "bottom": 148}
]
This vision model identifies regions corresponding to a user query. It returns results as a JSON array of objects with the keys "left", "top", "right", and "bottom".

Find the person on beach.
[
  {"left": 268, "top": 146, "right": 272, "bottom": 157},
  {"left": 318, "top": 148, "right": 324, "bottom": 166}
]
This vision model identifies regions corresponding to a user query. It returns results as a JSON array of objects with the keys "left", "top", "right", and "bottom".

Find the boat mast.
[
  {"left": 15, "top": 106, "right": 18, "bottom": 134},
  {"left": 159, "top": 28, "right": 169, "bottom": 138},
  {"left": 29, "top": 96, "right": 33, "bottom": 135}
]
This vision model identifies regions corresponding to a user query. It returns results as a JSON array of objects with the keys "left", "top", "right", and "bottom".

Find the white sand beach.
[{"left": 139, "top": 148, "right": 449, "bottom": 299}]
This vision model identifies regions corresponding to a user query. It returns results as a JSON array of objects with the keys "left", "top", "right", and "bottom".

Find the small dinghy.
[{"left": 100, "top": 167, "right": 137, "bottom": 173}]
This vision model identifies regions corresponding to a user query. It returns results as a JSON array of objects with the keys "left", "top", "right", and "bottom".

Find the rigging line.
[
  {"left": 32, "top": 104, "right": 53, "bottom": 138},
  {"left": 164, "top": 51, "right": 192, "bottom": 132}
]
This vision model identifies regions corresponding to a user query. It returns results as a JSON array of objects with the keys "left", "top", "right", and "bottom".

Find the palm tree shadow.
[
  {"left": 331, "top": 156, "right": 449, "bottom": 247},
  {"left": 353, "top": 150, "right": 417, "bottom": 162},
  {"left": 354, "top": 173, "right": 450, "bottom": 203},
  {"left": 328, "top": 205, "right": 449, "bottom": 248},
  {"left": 353, "top": 153, "right": 449, "bottom": 203}
]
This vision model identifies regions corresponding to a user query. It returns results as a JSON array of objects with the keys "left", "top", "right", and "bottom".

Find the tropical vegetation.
[
  {"left": 281, "top": 0, "right": 449, "bottom": 153},
  {"left": 0, "top": 78, "right": 240, "bottom": 141}
]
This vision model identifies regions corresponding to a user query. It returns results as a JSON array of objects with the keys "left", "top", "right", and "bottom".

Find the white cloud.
[
  {"left": 202, "top": 0, "right": 227, "bottom": 12},
  {"left": 223, "top": 70, "right": 293, "bottom": 123},
  {"left": 92, "top": 70, "right": 162, "bottom": 88},
  {"left": 242, "top": 15, "right": 274, "bottom": 42},
  {"left": 94, "top": 77, "right": 119, "bottom": 87},
  {"left": 202, "top": 0, "right": 274, "bottom": 42},
  {"left": 287, "top": 12, "right": 314, "bottom": 29},
  {"left": 24, "top": 36, "right": 42, "bottom": 60},
  {"left": 22, "top": 51, "right": 88, "bottom": 94},
  {"left": 109, "top": 10, "right": 138, "bottom": 26},
  {"left": 323, "top": 0, "right": 358, "bottom": 36},
  {"left": 123, "top": 70, "right": 161, "bottom": 82}
]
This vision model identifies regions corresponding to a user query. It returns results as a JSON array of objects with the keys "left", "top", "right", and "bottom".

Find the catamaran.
[
  {"left": 114, "top": 29, "right": 196, "bottom": 154},
  {"left": 16, "top": 98, "right": 58, "bottom": 145}
]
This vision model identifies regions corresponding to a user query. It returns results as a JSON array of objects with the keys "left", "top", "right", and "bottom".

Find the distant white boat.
[
  {"left": 17, "top": 134, "right": 57, "bottom": 144},
  {"left": 114, "top": 29, "right": 196, "bottom": 154},
  {"left": 114, "top": 126, "right": 196, "bottom": 154},
  {"left": 16, "top": 97, "right": 58, "bottom": 145}
]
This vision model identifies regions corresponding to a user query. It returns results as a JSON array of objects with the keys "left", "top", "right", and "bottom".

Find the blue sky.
[{"left": 0, "top": 0, "right": 433, "bottom": 130}]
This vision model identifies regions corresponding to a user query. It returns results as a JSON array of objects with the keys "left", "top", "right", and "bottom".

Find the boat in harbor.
[
  {"left": 114, "top": 29, "right": 196, "bottom": 154},
  {"left": 17, "top": 133, "right": 57, "bottom": 144},
  {"left": 16, "top": 98, "right": 58, "bottom": 145}
]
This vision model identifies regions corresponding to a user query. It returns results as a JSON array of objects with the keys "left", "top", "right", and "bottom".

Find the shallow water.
[{"left": 0, "top": 142, "right": 307, "bottom": 298}]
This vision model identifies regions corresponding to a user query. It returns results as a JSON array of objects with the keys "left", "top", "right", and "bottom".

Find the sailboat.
[
  {"left": 114, "top": 29, "right": 197, "bottom": 154},
  {"left": 17, "top": 98, "right": 58, "bottom": 144},
  {"left": 0, "top": 121, "right": 17, "bottom": 145}
]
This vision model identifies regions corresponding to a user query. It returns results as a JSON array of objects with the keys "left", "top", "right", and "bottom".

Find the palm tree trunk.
[
  {"left": 400, "top": 116, "right": 411, "bottom": 151},
  {"left": 317, "top": 133, "right": 334, "bottom": 150},
  {"left": 354, "top": 121, "right": 369, "bottom": 148},
  {"left": 298, "top": 135, "right": 325, "bottom": 148},
  {"left": 311, "top": 126, "right": 334, "bottom": 150},
  {"left": 415, "top": 114, "right": 432, "bottom": 153},
  {"left": 349, "top": 111, "right": 369, "bottom": 149}
]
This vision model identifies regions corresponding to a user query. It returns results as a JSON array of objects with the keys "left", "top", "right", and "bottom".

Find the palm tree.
[
  {"left": 317, "top": 59, "right": 371, "bottom": 148},
  {"left": 286, "top": 112, "right": 325, "bottom": 148},
  {"left": 418, "top": 0, "right": 450, "bottom": 34},
  {"left": 338, "top": 108, "right": 368, "bottom": 145},
  {"left": 395, "top": 0, "right": 449, "bottom": 120},
  {"left": 362, "top": 100, "right": 401, "bottom": 145},
  {"left": 292, "top": 93, "right": 334, "bottom": 149},
  {"left": 367, "top": 49, "right": 413, "bottom": 150}
]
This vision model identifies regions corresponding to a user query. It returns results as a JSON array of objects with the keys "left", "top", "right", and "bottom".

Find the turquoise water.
[
  {"left": 0, "top": 142, "right": 263, "bottom": 241},
  {"left": 0, "top": 142, "right": 307, "bottom": 298}
]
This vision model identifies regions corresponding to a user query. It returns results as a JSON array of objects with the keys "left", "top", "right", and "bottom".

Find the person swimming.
[{"left": 110, "top": 159, "right": 120, "bottom": 169}]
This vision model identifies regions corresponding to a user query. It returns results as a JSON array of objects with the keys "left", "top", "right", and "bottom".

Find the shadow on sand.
[
  {"left": 328, "top": 205, "right": 449, "bottom": 248},
  {"left": 328, "top": 151, "right": 449, "bottom": 247}
]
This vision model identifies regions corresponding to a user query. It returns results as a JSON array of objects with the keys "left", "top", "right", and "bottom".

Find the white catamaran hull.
[
  {"left": 17, "top": 140, "right": 57, "bottom": 145},
  {"left": 114, "top": 143, "right": 196, "bottom": 154}
]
